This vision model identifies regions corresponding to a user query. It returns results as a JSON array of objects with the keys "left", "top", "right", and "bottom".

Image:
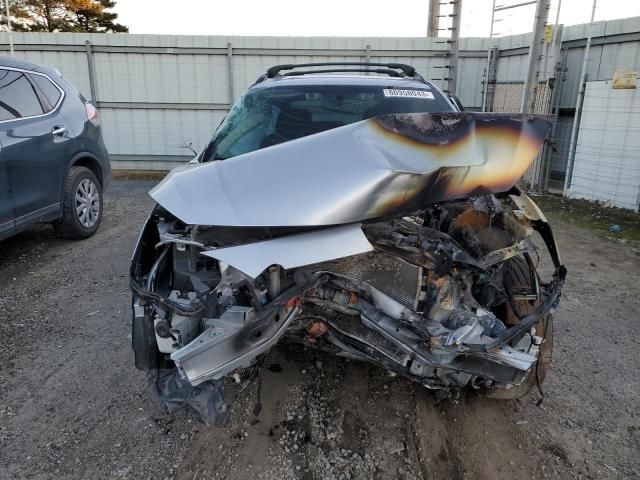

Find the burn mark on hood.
[{"left": 150, "top": 112, "right": 552, "bottom": 228}]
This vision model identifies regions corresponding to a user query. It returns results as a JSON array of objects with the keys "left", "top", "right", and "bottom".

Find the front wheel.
[
  {"left": 56, "top": 166, "right": 103, "bottom": 239},
  {"left": 487, "top": 255, "right": 554, "bottom": 399},
  {"left": 486, "top": 314, "right": 553, "bottom": 399}
]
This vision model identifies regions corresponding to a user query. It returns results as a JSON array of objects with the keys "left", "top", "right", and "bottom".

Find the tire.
[
  {"left": 56, "top": 166, "right": 103, "bottom": 239},
  {"left": 487, "top": 255, "right": 554, "bottom": 399}
]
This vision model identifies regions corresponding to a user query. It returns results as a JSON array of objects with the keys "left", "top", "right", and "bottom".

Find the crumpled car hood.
[{"left": 150, "top": 112, "right": 551, "bottom": 227}]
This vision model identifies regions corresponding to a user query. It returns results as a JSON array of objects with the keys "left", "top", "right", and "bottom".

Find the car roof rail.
[
  {"left": 255, "top": 62, "right": 426, "bottom": 84},
  {"left": 285, "top": 68, "right": 405, "bottom": 77}
]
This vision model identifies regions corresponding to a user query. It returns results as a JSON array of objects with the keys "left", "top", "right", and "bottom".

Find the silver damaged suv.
[{"left": 129, "top": 63, "right": 566, "bottom": 425}]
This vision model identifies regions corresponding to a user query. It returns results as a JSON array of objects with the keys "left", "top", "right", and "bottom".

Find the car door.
[
  {"left": 0, "top": 136, "right": 14, "bottom": 238},
  {"left": 0, "top": 67, "right": 70, "bottom": 227}
]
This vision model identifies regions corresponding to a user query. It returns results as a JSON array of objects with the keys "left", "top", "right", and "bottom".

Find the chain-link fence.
[
  {"left": 489, "top": 81, "right": 552, "bottom": 114},
  {"left": 483, "top": 80, "right": 554, "bottom": 189}
]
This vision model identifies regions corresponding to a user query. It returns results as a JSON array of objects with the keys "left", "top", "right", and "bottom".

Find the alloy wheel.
[{"left": 75, "top": 178, "right": 100, "bottom": 228}]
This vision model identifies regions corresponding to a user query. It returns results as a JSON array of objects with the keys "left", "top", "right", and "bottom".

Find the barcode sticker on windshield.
[{"left": 383, "top": 89, "right": 434, "bottom": 99}]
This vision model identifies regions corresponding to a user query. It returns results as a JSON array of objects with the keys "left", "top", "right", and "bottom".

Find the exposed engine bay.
[{"left": 130, "top": 113, "right": 566, "bottom": 425}]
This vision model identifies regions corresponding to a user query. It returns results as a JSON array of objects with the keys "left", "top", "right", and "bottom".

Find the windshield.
[{"left": 202, "top": 83, "right": 453, "bottom": 161}]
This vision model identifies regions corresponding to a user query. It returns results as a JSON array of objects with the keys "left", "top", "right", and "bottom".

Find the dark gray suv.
[{"left": 0, "top": 57, "right": 110, "bottom": 241}]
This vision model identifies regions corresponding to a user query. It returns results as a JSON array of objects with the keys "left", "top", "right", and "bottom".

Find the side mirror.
[
  {"left": 190, "top": 145, "right": 209, "bottom": 164},
  {"left": 447, "top": 93, "right": 465, "bottom": 111},
  {"left": 178, "top": 141, "right": 206, "bottom": 163}
]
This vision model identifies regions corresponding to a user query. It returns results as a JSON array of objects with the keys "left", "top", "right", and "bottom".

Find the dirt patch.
[
  {"left": 1, "top": 181, "right": 639, "bottom": 479},
  {"left": 111, "top": 169, "right": 168, "bottom": 181}
]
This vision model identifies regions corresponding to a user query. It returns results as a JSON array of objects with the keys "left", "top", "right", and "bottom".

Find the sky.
[{"left": 114, "top": 0, "right": 640, "bottom": 38}]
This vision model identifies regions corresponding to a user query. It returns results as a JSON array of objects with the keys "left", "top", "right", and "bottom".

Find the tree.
[{"left": 9, "top": 0, "right": 128, "bottom": 33}]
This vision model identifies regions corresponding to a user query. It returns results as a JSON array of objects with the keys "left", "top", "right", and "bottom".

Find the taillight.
[{"left": 85, "top": 103, "right": 100, "bottom": 126}]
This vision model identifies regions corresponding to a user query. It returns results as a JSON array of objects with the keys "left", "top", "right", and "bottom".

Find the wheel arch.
[
  {"left": 56, "top": 161, "right": 104, "bottom": 239},
  {"left": 57, "top": 153, "right": 104, "bottom": 215},
  {"left": 67, "top": 152, "right": 103, "bottom": 186}
]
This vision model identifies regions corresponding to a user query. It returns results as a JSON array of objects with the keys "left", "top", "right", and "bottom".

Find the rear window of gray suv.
[
  {"left": 31, "top": 73, "right": 63, "bottom": 109},
  {"left": 0, "top": 69, "right": 44, "bottom": 120}
]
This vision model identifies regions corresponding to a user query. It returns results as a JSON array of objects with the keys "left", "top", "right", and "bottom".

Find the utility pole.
[
  {"left": 427, "top": 0, "right": 440, "bottom": 37},
  {"left": 548, "top": 0, "right": 562, "bottom": 74},
  {"left": 540, "top": 0, "right": 564, "bottom": 189},
  {"left": 482, "top": 0, "right": 498, "bottom": 112},
  {"left": 447, "top": 0, "right": 462, "bottom": 95},
  {"left": 3, "top": 0, "right": 14, "bottom": 56},
  {"left": 488, "top": 0, "right": 497, "bottom": 38},
  {"left": 521, "top": 0, "right": 551, "bottom": 113}
]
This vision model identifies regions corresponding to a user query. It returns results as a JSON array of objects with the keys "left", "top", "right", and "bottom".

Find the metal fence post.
[
  {"left": 365, "top": 44, "right": 371, "bottom": 63},
  {"left": 564, "top": 0, "right": 597, "bottom": 192},
  {"left": 226, "top": 42, "right": 234, "bottom": 105},
  {"left": 447, "top": 0, "right": 462, "bottom": 94},
  {"left": 482, "top": 47, "right": 499, "bottom": 112},
  {"left": 564, "top": 76, "right": 587, "bottom": 190},
  {"left": 542, "top": 25, "right": 565, "bottom": 190},
  {"left": 4, "top": 0, "right": 14, "bottom": 56},
  {"left": 84, "top": 40, "right": 98, "bottom": 106}
]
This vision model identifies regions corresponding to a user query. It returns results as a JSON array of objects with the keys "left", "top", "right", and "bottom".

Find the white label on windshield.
[{"left": 383, "top": 89, "right": 434, "bottom": 99}]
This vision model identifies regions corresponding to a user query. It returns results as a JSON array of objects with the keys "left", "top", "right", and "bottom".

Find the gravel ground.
[{"left": 0, "top": 180, "right": 639, "bottom": 480}]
